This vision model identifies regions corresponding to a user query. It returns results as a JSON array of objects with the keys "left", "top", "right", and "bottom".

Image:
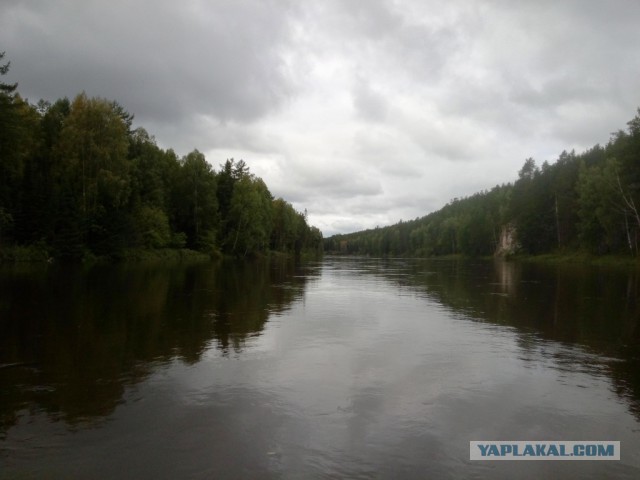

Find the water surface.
[{"left": 1, "top": 257, "right": 639, "bottom": 478}]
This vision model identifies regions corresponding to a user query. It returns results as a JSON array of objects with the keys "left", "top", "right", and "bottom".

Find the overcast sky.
[{"left": 2, "top": 0, "right": 640, "bottom": 236}]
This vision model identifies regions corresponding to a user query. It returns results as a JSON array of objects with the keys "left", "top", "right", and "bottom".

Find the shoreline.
[
  {"left": 0, "top": 245, "right": 321, "bottom": 265},
  {"left": 325, "top": 251, "right": 640, "bottom": 267}
]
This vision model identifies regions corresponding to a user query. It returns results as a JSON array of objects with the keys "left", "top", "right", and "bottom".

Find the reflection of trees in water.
[
  {"left": 0, "top": 258, "right": 312, "bottom": 428},
  {"left": 351, "top": 257, "right": 640, "bottom": 422}
]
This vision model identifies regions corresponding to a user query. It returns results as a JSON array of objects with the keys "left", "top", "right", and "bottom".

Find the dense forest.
[
  {"left": 0, "top": 53, "right": 322, "bottom": 261},
  {"left": 326, "top": 109, "right": 640, "bottom": 258}
]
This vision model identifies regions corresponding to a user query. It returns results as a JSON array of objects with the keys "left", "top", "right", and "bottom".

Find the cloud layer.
[{"left": 2, "top": 0, "right": 640, "bottom": 235}]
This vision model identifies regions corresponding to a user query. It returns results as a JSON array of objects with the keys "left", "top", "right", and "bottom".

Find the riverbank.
[
  {"left": 0, "top": 244, "right": 322, "bottom": 264},
  {"left": 324, "top": 250, "right": 640, "bottom": 267},
  {"left": 0, "top": 245, "right": 215, "bottom": 264},
  {"left": 503, "top": 252, "right": 640, "bottom": 267}
]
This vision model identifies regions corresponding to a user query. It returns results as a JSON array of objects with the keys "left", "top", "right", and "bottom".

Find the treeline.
[
  {"left": 0, "top": 53, "right": 322, "bottom": 261},
  {"left": 326, "top": 108, "right": 640, "bottom": 257}
]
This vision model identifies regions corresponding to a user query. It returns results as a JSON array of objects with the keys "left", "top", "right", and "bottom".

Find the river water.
[{"left": 1, "top": 257, "right": 639, "bottom": 479}]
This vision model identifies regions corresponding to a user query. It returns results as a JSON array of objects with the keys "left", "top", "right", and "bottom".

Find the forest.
[
  {"left": 0, "top": 53, "right": 322, "bottom": 262},
  {"left": 326, "top": 109, "right": 640, "bottom": 258}
]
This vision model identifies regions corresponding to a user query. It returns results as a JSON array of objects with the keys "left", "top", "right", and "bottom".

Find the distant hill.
[{"left": 325, "top": 108, "right": 640, "bottom": 258}]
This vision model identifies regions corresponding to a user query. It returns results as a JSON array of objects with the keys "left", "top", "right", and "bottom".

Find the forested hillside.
[
  {"left": 326, "top": 109, "right": 640, "bottom": 258},
  {"left": 0, "top": 53, "right": 322, "bottom": 261}
]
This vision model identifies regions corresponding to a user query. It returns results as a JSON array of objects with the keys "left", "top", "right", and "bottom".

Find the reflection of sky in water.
[
  {"left": 135, "top": 260, "right": 640, "bottom": 478},
  {"left": 1, "top": 258, "right": 640, "bottom": 479}
]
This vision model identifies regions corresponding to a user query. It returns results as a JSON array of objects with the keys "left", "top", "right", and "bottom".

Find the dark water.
[{"left": 1, "top": 257, "right": 640, "bottom": 479}]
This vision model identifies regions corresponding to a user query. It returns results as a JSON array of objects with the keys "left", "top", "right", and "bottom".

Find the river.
[{"left": 1, "top": 257, "right": 639, "bottom": 478}]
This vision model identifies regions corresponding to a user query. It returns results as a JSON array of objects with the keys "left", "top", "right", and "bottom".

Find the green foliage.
[
  {"left": 133, "top": 205, "right": 171, "bottom": 249},
  {"left": 577, "top": 157, "right": 637, "bottom": 254},
  {"left": 129, "top": 127, "right": 177, "bottom": 212},
  {"left": 0, "top": 206, "right": 13, "bottom": 246},
  {"left": 53, "top": 93, "right": 131, "bottom": 255},
  {"left": 327, "top": 185, "right": 509, "bottom": 257},
  {"left": 172, "top": 149, "right": 218, "bottom": 250},
  {"left": 227, "top": 175, "right": 273, "bottom": 256},
  {"left": 0, "top": 51, "right": 18, "bottom": 95},
  {"left": 0, "top": 241, "right": 50, "bottom": 262},
  {"left": 0, "top": 58, "right": 321, "bottom": 261},
  {"left": 271, "top": 198, "right": 298, "bottom": 251},
  {"left": 0, "top": 58, "right": 42, "bottom": 241},
  {"left": 509, "top": 158, "right": 556, "bottom": 253}
]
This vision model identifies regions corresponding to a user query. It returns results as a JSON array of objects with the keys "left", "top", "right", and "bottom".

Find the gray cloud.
[
  {"left": 2, "top": 0, "right": 640, "bottom": 235},
  {"left": 263, "top": 155, "right": 384, "bottom": 206},
  {"left": 1, "top": 0, "right": 298, "bottom": 125},
  {"left": 352, "top": 78, "right": 389, "bottom": 123}
]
